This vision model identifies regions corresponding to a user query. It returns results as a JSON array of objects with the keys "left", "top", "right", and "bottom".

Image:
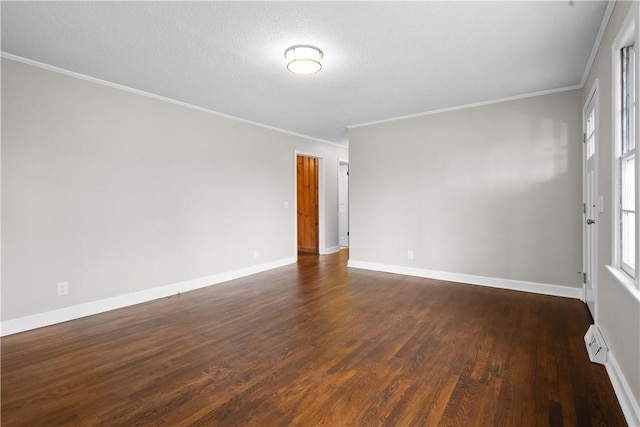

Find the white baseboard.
[
  {"left": 346, "top": 259, "right": 582, "bottom": 299},
  {"left": 605, "top": 344, "right": 640, "bottom": 426},
  {"left": 1, "top": 256, "right": 296, "bottom": 337},
  {"left": 322, "top": 245, "right": 341, "bottom": 254}
]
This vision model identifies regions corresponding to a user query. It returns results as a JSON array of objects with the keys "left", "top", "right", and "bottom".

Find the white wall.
[
  {"left": 1, "top": 57, "right": 347, "bottom": 325},
  {"left": 348, "top": 89, "right": 583, "bottom": 291},
  {"left": 582, "top": 1, "right": 640, "bottom": 420}
]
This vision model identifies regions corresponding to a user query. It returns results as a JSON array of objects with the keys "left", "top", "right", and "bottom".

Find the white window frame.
[
  {"left": 620, "top": 45, "right": 636, "bottom": 277},
  {"left": 612, "top": 8, "right": 640, "bottom": 290}
]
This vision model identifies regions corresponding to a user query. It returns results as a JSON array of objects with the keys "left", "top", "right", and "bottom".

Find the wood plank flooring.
[{"left": 1, "top": 250, "right": 627, "bottom": 426}]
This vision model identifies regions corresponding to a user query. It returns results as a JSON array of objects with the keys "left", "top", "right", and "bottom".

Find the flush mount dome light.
[{"left": 284, "top": 45, "right": 323, "bottom": 74}]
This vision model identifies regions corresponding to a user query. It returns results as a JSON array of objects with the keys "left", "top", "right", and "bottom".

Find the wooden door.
[{"left": 297, "top": 155, "right": 319, "bottom": 253}]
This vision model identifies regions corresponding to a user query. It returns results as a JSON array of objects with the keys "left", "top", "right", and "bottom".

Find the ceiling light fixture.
[{"left": 284, "top": 45, "right": 323, "bottom": 75}]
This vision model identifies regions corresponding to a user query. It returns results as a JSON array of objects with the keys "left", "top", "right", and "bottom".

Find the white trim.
[
  {"left": 580, "top": 1, "right": 616, "bottom": 87},
  {"left": 604, "top": 338, "right": 640, "bottom": 426},
  {"left": 0, "top": 53, "right": 345, "bottom": 149},
  {"left": 324, "top": 245, "right": 341, "bottom": 254},
  {"left": 347, "top": 260, "right": 583, "bottom": 299},
  {"left": 347, "top": 85, "right": 582, "bottom": 129},
  {"left": 0, "top": 256, "right": 296, "bottom": 337}
]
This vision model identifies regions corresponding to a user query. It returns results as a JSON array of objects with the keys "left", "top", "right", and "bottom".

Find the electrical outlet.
[
  {"left": 57, "top": 281, "right": 69, "bottom": 296},
  {"left": 253, "top": 249, "right": 260, "bottom": 258},
  {"left": 407, "top": 250, "right": 414, "bottom": 260}
]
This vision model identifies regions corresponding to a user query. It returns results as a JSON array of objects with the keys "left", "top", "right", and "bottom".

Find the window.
[
  {"left": 618, "top": 44, "right": 637, "bottom": 279},
  {"left": 586, "top": 104, "right": 596, "bottom": 160}
]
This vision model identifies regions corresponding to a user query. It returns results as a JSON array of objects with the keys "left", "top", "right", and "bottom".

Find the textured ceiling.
[{"left": 1, "top": 1, "right": 608, "bottom": 145}]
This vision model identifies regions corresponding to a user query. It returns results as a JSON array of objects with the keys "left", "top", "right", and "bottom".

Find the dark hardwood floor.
[{"left": 1, "top": 250, "right": 627, "bottom": 426}]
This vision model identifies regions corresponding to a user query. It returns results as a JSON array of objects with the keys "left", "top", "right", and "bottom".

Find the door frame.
[
  {"left": 582, "top": 79, "right": 599, "bottom": 320},
  {"left": 338, "top": 158, "right": 349, "bottom": 247},
  {"left": 294, "top": 150, "right": 325, "bottom": 256}
]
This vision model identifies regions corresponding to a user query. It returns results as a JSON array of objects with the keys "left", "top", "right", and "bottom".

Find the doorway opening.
[
  {"left": 297, "top": 155, "right": 319, "bottom": 253},
  {"left": 582, "top": 81, "right": 599, "bottom": 320},
  {"left": 338, "top": 160, "right": 349, "bottom": 247}
]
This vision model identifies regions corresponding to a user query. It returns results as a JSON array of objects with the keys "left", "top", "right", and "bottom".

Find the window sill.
[{"left": 605, "top": 265, "right": 640, "bottom": 303}]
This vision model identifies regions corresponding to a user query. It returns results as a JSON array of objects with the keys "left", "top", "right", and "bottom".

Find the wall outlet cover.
[{"left": 57, "top": 281, "right": 69, "bottom": 296}]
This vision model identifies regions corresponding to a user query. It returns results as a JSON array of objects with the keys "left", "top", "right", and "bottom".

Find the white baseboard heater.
[{"left": 584, "top": 324, "right": 608, "bottom": 365}]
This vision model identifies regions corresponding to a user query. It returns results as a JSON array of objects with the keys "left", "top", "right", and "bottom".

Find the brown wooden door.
[{"left": 297, "top": 155, "right": 319, "bottom": 253}]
